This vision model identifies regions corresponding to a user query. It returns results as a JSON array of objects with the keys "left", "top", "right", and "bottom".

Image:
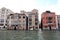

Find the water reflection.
[{"left": 0, "top": 30, "right": 60, "bottom": 40}]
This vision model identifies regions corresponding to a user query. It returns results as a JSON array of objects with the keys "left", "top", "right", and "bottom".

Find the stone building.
[
  {"left": 27, "top": 9, "right": 39, "bottom": 30},
  {"left": 0, "top": 7, "right": 14, "bottom": 29},
  {"left": 56, "top": 15, "right": 60, "bottom": 29},
  {"left": 7, "top": 9, "right": 39, "bottom": 30},
  {"left": 7, "top": 13, "right": 27, "bottom": 30}
]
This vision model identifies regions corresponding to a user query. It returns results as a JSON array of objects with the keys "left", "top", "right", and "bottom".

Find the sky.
[{"left": 0, "top": 0, "right": 59, "bottom": 21}]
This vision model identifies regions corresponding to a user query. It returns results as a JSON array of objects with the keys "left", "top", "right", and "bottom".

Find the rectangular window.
[
  {"left": 1, "top": 15, "right": 4, "bottom": 17},
  {"left": 29, "top": 19, "right": 32, "bottom": 21},
  {"left": 54, "top": 21, "right": 55, "bottom": 23},
  {"left": 23, "top": 16, "right": 25, "bottom": 18},
  {"left": 35, "top": 27, "right": 38, "bottom": 29},
  {"left": 46, "top": 17, "right": 52, "bottom": 20},
  {"left": 35, "top": 18, "right": 38, "bottom": 21},
  {"left": 29, "top": 22, "right": 32, "bottom": 26},
  {"left": 7, "top": 16, "right": 9, "bottom": 19},
  {"left": 18, "top": 15, "right": 21, "bottom": 18},
  {"left": 0, "top": 24, "right": 3, "bottom": 26},
  {"left": 23, "top": 24, "right": 26, "bottom": 26},
  {"left": 35, "top": 22, "right": 38, "bottom": 25},
  {"left": 11, "top": 16, "right": 14, "bottom": 19},
  {"left": 35, "top": 15, "right": 38, "bottom": 17},
  {"left": 0, "top": 19, "right": 4, "bottom": 22},
  {"left": 5, "top": 24, "right": 7, "bottom": 26}
]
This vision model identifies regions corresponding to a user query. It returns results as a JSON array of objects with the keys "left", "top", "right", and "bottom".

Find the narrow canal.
[{"left": 0, "top": 30, "right": 60, "bottom": 40}]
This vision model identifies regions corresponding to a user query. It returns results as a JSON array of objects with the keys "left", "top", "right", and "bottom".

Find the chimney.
[{"left": 46, "top": 11, "right": 51, "bottom": 13}]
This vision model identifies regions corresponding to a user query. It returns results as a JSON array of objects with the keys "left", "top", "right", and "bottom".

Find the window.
[
  {"left": 23, "top": 20, "right": 25, "bottom": 22},
  {"left": 54, "top": 21, "right": 55, "bottom": 23},
  {"left": 29, "top": 19, "right": 32, "bottom": 21},
  {"left": 10, "top": 14, "right": 13, "bottom": 15},
  {"left": 11, "top": 15, "right": 14, "bottom": 19},
  {"left": 5, "top": 20, "right": 7, "bottom": 22},
  {"left": 5, "top": 24, "right": 7, "bottom": 26},
  {"left": 57, "top": 16, "right": 60, "bottom": 18},
  {"left": 6, "top": 21, "right": 9, "bottom": 24},
  {"left": 2, "top": 9, "right": 5, "bottom": 11},
  {"left": 18, "top": 16, "right": 21, "bottom": 18},
  {"left": 46, "top": 17, "right": 52, "bottom": 20},
  {"left": 0, "top": 19, "right": 4, "bottom": 22},
  {"left": 35, "top": 18, "right": 38, "bottom": 21},
  {"left": 35, "top": 22, "right": 38, "bottom": 25},
  {"left": 7, "top": 16, "right": 9, "bottom": 19},
  {"left": 35, "top": 27, "right": 38, "bottom": 29},
  {"left": 45, "top": 26, "right": 47, "bottom": 28},
  {"left": 16, "top": 25, "right": 18, "bottom": 26},
  {"left": 1, "top": 15, "right": 4, "bottom": 17},
  {"left": 0, "top": 24, "right": 3, "bottom": 26},
  {"left": 7, "top": 10, "right": 8, "bottom": 11},
  {"left": 35, "top": 15, "right": 38, "bottom": 17},
  {"left": 23, "top": 24, "right": 25, "bottom": 26},
  {"left": 11, "top": 25, "right": 15, "bottom": 26},
  {"left": 29, "top": 22, "right": 32, "bottom": 26},
  {"left": 23, "top": 16, "right": 25, "bottom": 18},
  {"left": 11, "top": 16, "right": 14, "bottom": 19}
]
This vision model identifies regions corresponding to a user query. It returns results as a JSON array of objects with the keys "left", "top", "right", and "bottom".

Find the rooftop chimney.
[{"left": 46, "top": 11, "right": 50, "bottom": 13}]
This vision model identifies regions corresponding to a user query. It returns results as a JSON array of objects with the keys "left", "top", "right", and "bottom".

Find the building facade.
[
  {"left": 7, "top": 13, "right": 27, "bottom": 30},
  {"left": 7, "top": 9, "right": 39, "bottom": 30},
  {"left": 41, "top": 11, "right": 56, "bottom": 30},
  {"left": 27, "top": 9, "right": 39, "bottom": 30},
  {"left": 0, "top": 7, "right": 14, "bottom": 29},
  {"left": 56, "top": 15, "right": 60, "bottom": 29}
]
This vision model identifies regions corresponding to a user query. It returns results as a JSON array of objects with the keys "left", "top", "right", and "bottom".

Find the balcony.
[{"left": 48, "top": 23, "right": 53, "bottom": 25}]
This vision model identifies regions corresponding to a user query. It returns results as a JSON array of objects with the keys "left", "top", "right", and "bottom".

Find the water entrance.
[
  {"left": 49, "top": 26, "right": 51, "bottom": 30},
  {"left": 0, "top": 30, "right": 60, "bottom": 40},
  {"left": 14, "top": 27, "right": 16, "bottom": 30}
]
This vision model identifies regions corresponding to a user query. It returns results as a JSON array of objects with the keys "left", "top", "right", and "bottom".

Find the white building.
[
  {"left": 0, "top": 7, "right": 14, "bottom": 29},
  {"left": 25, "top": 9, "right": 39, "bottom": 30},
  {"left": 56, "top": 15, "right": 60, "bottom": 29}
]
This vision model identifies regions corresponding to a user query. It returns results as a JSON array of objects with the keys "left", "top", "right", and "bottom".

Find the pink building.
[{"left": 41, "top": 11, "right": 56, "bottom": 30}]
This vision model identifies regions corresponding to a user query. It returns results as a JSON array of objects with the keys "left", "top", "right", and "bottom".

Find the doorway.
[
  {"left": 49, "top": 25, "right": 51, "bottom": 30},
  {"left": 14, "top": 27, "right": 16, "bottom": 30}
]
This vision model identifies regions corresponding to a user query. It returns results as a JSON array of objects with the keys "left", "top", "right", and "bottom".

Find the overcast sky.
[{"left": 0, "top": 0, "right": 59, "bottom": 21}]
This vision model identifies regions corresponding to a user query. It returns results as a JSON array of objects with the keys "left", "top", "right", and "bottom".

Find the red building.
[{"left": 41, "top": 11, "right": 56, "bottom": 30}]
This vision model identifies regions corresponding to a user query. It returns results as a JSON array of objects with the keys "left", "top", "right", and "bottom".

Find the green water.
[{"left": 0, "top": 30, "right": 60, "bottom": 40}]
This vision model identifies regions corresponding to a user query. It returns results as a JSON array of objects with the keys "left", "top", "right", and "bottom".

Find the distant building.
[
  {"left": 0, "top": 7, "right": 14, "bottom": 29},
  {"left": 56, "top": 15, "right": 60, "bottom": 29},
  {"left": 41, "top": 11, "right": 56, "bottom": 30},
  {"left": 25, "top": 9, "right": 39, "bottom": 30},
  {"left": 7, "top": 9, "right": 39, "bottom": 30},
  {"left": 7, "top": 13, "right": 27, "bottom": 30}
]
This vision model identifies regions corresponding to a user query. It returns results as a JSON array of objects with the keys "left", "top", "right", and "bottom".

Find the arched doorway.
[
  {"left": 49, "top": 25, "right": 51, "bottom": 30},
  {"left": 14, "top": 27, "right": 16, "bottom": 30},
  {"left": 3, "top": 26, "right": 5, "bottom": 28}
]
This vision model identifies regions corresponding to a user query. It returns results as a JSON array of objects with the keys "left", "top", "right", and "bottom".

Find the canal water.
[{"left": 0, "top": 30, "right": 60, "bottom": 40}]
